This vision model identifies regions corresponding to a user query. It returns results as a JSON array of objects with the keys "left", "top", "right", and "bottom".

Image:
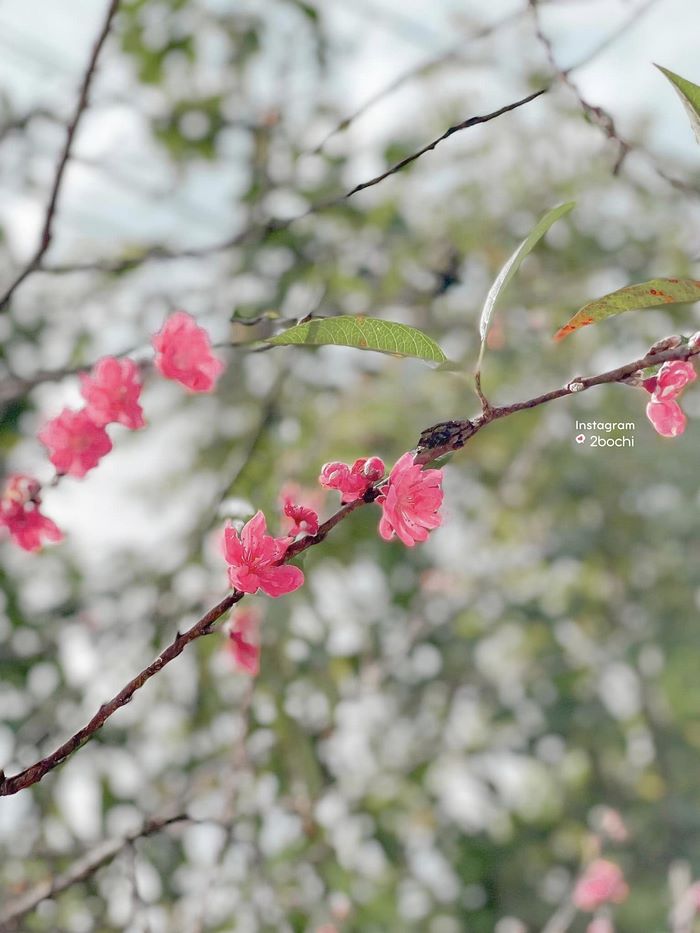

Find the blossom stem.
[{"left": 2, "top": 336, "right": 699, "bottom": 796}]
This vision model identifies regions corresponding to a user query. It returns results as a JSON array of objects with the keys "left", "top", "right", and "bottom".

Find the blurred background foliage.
[{"left": 1, "top": 0, "right": 700, "bottom": 930}]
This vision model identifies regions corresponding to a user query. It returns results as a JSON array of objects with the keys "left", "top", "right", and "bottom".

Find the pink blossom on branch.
[
  {"left": 319, "top": 456, "right": 385, "bottom": 503},
  {"left": 223, "top": 510, "right": 304, "bottom": 597},
  {"left": 79, "top": 356, "right": 145, "bottom": 429},
  {"left": 0, "top": 474, "right": 62, "bottom": 552},
  {"left": 572, "top": 859, "right": 629, "bottom": 912},
  {"left": 1, "top": 504, "right": 63, "bottom": 552},
  {"left": 283, "top": 501, "right": 319, "bottom": 538},
  {"left": 225, "top": 607, "right": 262, "bottom": 675},
  {"left": 646, "top": 398, "right": 687, "bottom": 437},
  {"left": 151, "top": 311, "right": 224, "bottom": 392},
  {"left": 38, "top": 409, "right": 112, "bottom": 478},
  {"left": 654, "top": 359, "right": 696, "bottom": 399},
  {"left": 642, "top": 358, "right": 696, "bottom": 437},
  {"left": 377, "top": 452, "right": 443, "bottom": 547}
]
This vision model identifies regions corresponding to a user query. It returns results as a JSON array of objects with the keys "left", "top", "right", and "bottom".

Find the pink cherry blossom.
[
  {"left": 79, "top": 356, "right": 145, "bottom": 429},
  {"left": 151, "top": 311, "right": 224, "bottom": 392},
  {"left": 0, "top": 476, "right": 62, "bottom": 551},
  {"left": 283, "top": 501, "right": 319, "bottom": 538},
  {"left": 654, "top": 360, "right": 696, "bottom": 399},
  {"left": 225, "top": 607, "right": 261, "bottom": 675},
  {"left": 279, "top": 483, "right": 323, "bottom": 537},
  {"left": 572, "top": 860, "right": 629, "bottom": 912},
  {"left": 38, "top": 408, "right": 112, "bottom": 478},
  {"left": 319, "top": 456, "right": 385, "bottom": 503},
  {"left": 646, "top": 398, "right": 686, "bottom": 437},
  {"left": 223, "top": 510, "right": 304, "bottom": 597},
  {"left": 0, "top": 503, "right": 63, "bottom": 552},
  {"left": 376, "top": 452, "right": 443, "bottom": 547}
]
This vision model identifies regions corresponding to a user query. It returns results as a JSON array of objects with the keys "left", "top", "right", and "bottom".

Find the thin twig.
[
  {"left": 312, "top": 9, "right": 524, "bottom": 154},
  {"left": 0, "top": 813, "right": 191, "bottom": 930},
  {"left": 1, "top": 337, "right": 697, "bottom": 796},
  {"left": 416, "top": 340, "right": 700, "bottom": 462},
  {"left": 312, "top": 88, "right": 548, "bottom": 205},
  {"left": 529, "top": 0, "right": 631, "bottom": 171},
  {"left": 42, "top": 88, "right": 547, "bottom": 277},
  {"left": 0, "top": 0, "right": 121, "bottom": 311},
  {"left": 529, "top": 0, "right": 698, "bottom": 192}
]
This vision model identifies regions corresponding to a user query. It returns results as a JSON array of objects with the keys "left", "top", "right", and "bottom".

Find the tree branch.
[
  {"left": 1, "top": 337, "right": 696, "bottom": 796},
  {"left": 416, "top": 341, "right": 700, "bottom": 462},
  {"left": 0, "top": 0, "right": 121, "bottom": 311},
  {"left": 312, "top": 9, "right": 524, "bottom": 154},
  {"left": 41, "top": 87, "right": 547, "bottom": 277},
  {"left": 528, "top": 0, "right": 698, "bottom": 192},
  {"left": 0, "top": 813, "right": 191, "bottom": 930}
]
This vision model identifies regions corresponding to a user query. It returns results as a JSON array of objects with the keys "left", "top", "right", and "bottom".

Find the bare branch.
[
  {"left": 2, "top": 337, "right": 698, "bottom": 796},
  {"left": 319, "top": 88, "right": 548, "bottom": 204},
  {"left": 0, "top": 813, "right": 191, "bottom": 930},
  {"left": 0, "top": 0, "right": 121, "bottom": 311},
  {"left": 528, "top": 0, "right": 698, "bottom": 192},
  {"left": 312, "top": 9, "right": 524, "bottom": 154},
  {"left": 0, "top": 592, "right": 239, "bottom": 796},
  {"left": 41, "top": 87, "right": 547, "bottom": 277}
]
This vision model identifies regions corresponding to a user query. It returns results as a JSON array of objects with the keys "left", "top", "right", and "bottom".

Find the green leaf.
[
  {"left": 478, "top": 202, "right": 575, "bottom": 356},
  {"left": 656, "top": 64, "right": 700, "bottom": 145},
  {"left": 554, "top": 278, "right": 700, "bottom": 341},
  {"left": 266, "top": 316, "right": 447, "bottom": 364}
]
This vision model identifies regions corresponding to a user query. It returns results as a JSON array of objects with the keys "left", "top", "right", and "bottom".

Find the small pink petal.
[
  {"left": 653, "top": 360, "right": 696, "bottom": 400},
  {"left": 377, "top": 452, "right": 444, "bottom": 547},
  {"left": 572, "top": 860, "right": 629, "bottom": 912},
  {"left": 256, "top": 564, "right": 304, "bottom": 597},
  {"left": 646, "top": 398, "right": 686, "bottom": 437},
  {"left": 152, "top": 311, "right": 224, "bottom": 393},
  {"left": 38, "top": 408, "right": 112, "bottom": 478}
]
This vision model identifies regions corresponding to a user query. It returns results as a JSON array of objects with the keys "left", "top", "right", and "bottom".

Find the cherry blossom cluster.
[
  {"left": 642, "top": 358, "right": 697, "bottom": 437},
  {"left": 0, "top": 312, "right": 224, "bottom": 551},
  {"left": 223, "top": 451, "right": 445, "bottom": 674}
]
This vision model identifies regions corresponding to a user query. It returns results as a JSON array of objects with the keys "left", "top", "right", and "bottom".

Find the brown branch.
[
  {"left": 312, "top": 9, "right": 524, "bottom": 154},
  {"left": 41, "top": 87, "right": 547, "bottom": 277},
  {"left": 528, "top": 0, "right": 698, "bottom": 192},
  {"left": 0, "top": 491, "right": 373, "bottom": 797},
  {"left": 0, "top": 593, "right": 240, "bottom": 796},
  {"left": 416, "top": 340, "right": 700, "bottom": 462},
  {"left": 0, "top": 0, "right": 121, "bottom": 311},
  {"left": 0, "top": 813, "right": 191, "bottom": 930},
  {"left": 324, "top": 88, "right": 548, "bottom": 204},
  {"left": 2, "top": 337, "right": 697, "bottom": 796}
]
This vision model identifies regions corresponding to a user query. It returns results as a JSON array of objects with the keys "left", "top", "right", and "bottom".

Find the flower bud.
[
  {"left": 648, "top": 335, "right": 683, "bottom": 355},
  {"left": 362, "top": 456, "right": 385, "bottom": 481}
]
